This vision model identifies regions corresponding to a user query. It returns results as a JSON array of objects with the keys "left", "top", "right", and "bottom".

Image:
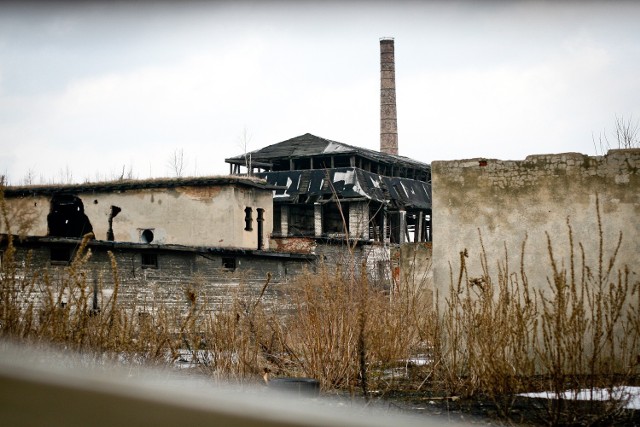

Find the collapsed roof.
[
  {"left": 259, "top": 167, "right": 431, "bottom": 210},
  {"left": 225, "top": 133, "right": 431, "bottom": 178}
]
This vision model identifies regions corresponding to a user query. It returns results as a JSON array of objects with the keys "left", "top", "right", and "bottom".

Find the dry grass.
[
  {"left": 1, "top": 183, "right": 639, "bottom": 425},
  {"left": 431, "top": 197, "right": 640, "bottom": 425}
]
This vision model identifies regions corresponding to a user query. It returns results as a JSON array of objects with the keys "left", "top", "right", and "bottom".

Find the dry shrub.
[
  {"left": 2, "top": 178, "right": 639, "bottom": 425},
  {"left": 435, "top": 196, "right": 640, "bottom": 425},
  {"left": 284, "top": 263, "right": 361, "bottom": 390},
  {"left": 276, "top": 251, "right": 436, "bottom": 397}
]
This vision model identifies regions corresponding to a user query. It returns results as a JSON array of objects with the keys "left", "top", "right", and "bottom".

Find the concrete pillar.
[
  {"left": 280, "top": 205, "right": 289, "bottom": 236},
  {"left": 398, "top": 209, "right": 406, "bottom": 244},
  {"left": 416, "top": 211, "right": 423, "bottom": 242},
  {"left": 314, "top": 202, "right": 322, "bottom": 237}
]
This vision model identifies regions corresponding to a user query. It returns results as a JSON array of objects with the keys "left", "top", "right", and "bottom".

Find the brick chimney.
[{"left": 380, "top": 37, "right": 398, "bottom": 155}]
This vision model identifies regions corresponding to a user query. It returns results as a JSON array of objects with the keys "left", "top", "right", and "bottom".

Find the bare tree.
[
  {"left": 117, "top": 164, "right": 135, "bottom": 181},
  {"left": 22, "top": 168, "right": 36, "bottom": 186},
  {"left": 593, "top": 114, "right": 640, "bottom": 154},
  {"left": 58, "top": 165, "right": 74, "bottom": 184},
  {"left": 614, "top": 115, "right": 639, "bottom": 148},
  {"left": 167, "top": 148, "right": 187, "bottom": 178}
]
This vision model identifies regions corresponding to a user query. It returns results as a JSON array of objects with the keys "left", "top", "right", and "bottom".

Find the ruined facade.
[
  {"left": 226, "top": 133, "right": 432, "bottom": 247},
  {"left": 431, "top": 148, "right": 640, "bottom": 299},
  {"left": 2, "top": 177, "right": 274, "bottom": 250},
  {"left": 1, "top": 177, "right": 314, "bottom": 290}
]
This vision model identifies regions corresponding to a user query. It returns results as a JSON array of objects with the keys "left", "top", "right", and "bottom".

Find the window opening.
[
  {"left": 50, "top": 246, "right": 73, "bottom": 265},
  {"left": 140, "top": 229, "right": 154, "bottom": 243},
  {"left": 272, "top": 206, "right": 282, "bottom": 234},
  {"left": 257, "top": 208, "right": 265, "bottom": 250},
  {"left": 323, "top": 202, "right": 348, "bottom": 234},
  {"left": 288, "top": 204, "right": 314, "bottom": 236},
  {"left": 141, "top": 253, "right": 158, "bottom": 269},
  {"left": 222, "top": 257, "right": 236, "bottom": 271},
  {"left": 244, "top": 207, "right": 253, "bottom": 231}
]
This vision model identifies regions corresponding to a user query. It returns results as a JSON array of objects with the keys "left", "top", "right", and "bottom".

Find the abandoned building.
[
  {"left": 226, "top": 133, "right": 432, "bottom": 249},
  {"left": 0, "top": 177, "right": 315, "bottom": 298},
  {"left": 0, "top": 38, "right": 433, "bottom": 310},
  {"left": 222, "top": 39, "right": 433, "bottom": 285}
]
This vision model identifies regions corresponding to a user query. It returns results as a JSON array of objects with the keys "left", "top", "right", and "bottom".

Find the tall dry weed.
[{"left": 437, "top": 196, "right": 639, "bottom": 424}]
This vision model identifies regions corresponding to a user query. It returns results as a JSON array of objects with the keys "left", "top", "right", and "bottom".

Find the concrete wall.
[
  {"left": 2, "top": 184, "right": 273, "bottom": 250},
  {"left": 431, "top": 149, "right": 640, "bottom": 297}
]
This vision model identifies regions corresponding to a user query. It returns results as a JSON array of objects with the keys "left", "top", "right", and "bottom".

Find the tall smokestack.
[{"left": 380, "top": 37, "right": 398, "bottom": 156}]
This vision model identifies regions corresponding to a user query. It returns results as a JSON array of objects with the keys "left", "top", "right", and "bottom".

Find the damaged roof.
[
  {"left": 226, "top": 133, "right": 430, "bottom": 172},
  {"left": 258, "top": 167, "right": 431, "bottom": 210},
  {"left": 3, "top": 176, "right": 275, "bottom": 197}
]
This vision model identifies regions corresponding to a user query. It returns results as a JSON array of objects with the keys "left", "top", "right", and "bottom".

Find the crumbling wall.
[
  {"left": 2, "top": 184, "right": 273, "bottom": 250},
  {"left": 431, "top": 149, "right": 640, "bottom": 299},
  {"left": 6, "top": 244, "right": 310, "bottom": 315}
]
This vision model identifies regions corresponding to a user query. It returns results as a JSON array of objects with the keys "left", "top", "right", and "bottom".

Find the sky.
[{"left": 1, "top": 0, "right": 639, "bottom": 185}]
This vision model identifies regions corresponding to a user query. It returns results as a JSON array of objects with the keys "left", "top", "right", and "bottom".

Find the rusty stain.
[{"left": 178, "top": 186, "right": 223, "bottom": 201}]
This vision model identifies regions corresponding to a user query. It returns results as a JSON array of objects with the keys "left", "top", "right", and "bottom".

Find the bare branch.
[{"left": 167, "top": 148, "right": 187, "bottom": 178}]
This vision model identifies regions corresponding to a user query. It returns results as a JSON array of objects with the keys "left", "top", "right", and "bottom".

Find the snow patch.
[{"left": 519, "top": 386, "right": 640, "bottom": 410}]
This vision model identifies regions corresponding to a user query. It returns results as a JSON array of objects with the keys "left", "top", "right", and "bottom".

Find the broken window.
[
  {"left": 141, "top": 253, "right": 158, "bottom": 269},
  {"left": 389, "top": 211, "right": 400, "bottom": 244},
  {"left": 314, "top": 156, "right": 332, "bottom": 169},
  {"left": 323, "top": 202, "right": 348, "bottom": 235},
  {"left": 50, "top": 246, "right": 73, "bottom": 265},
  {"left": 272, "top": 159, "right": 289, "bottom": 171},
  {"left": 288, "top": 204, "right": 314, "bottom": 236},
  {"left": 272, "top": 206, "right": 282, "bottom": 234},
  {"left": 369, "top": 204, "right": 384, "bottom": 242},
  {"left": 333, "top": 156, "right": 351, "bottom": 167},
  {"left": 47, "top": 194, "right": 93, "bottom": 238},
  {"left": 294, "top": 158, "right": 311, "bottom": 170},
  {"left": 244, "top": 207, "right": 253, "bottom": 231},
  {"left": 222, "top": 257, "right": 236, "bottom": 271}
]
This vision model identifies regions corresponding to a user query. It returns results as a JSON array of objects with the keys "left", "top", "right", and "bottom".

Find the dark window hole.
[
  {"left": 141, "top": 229, "right": 154, "bottom": 243},
  {"left": 222, "top": 257, "right": 236, "bottom": 271},
  {"left": 141, "top": 253, "right": 158, "bottom": 269}
]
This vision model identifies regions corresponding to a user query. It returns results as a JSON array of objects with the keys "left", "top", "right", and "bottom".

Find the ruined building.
[
  {"left": 225, "top": 133, "right": 432, "bottom": 249},
  {"left": 225, "top": 39, "right": 431, "bottom": 253},
  {"left": 0, "top": 37, "right": 432, "bottom": 304},
  {"left": 223, "top": 38, "right": 432, "bottom": 285},
  {"left": 0, "top": 177, "right": 314, "bottom": 296}
]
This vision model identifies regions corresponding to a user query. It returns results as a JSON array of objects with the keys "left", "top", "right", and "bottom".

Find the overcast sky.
[{"left": 1, "top": 1, "right": 639, "bottom": 184}]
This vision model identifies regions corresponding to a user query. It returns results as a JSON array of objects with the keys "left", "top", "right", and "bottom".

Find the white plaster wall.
[
  {"left": 82, "top": 186, "right": 272, "bottom": 249},
  {"left": 3, "top": 184, "right": 273, "bottom": 250},
  {"left": 0, "top": 195, "right": 49, "bottom": 236},
  {"left": 431, "top": 149, "right": 640, "bottom": 299}
]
